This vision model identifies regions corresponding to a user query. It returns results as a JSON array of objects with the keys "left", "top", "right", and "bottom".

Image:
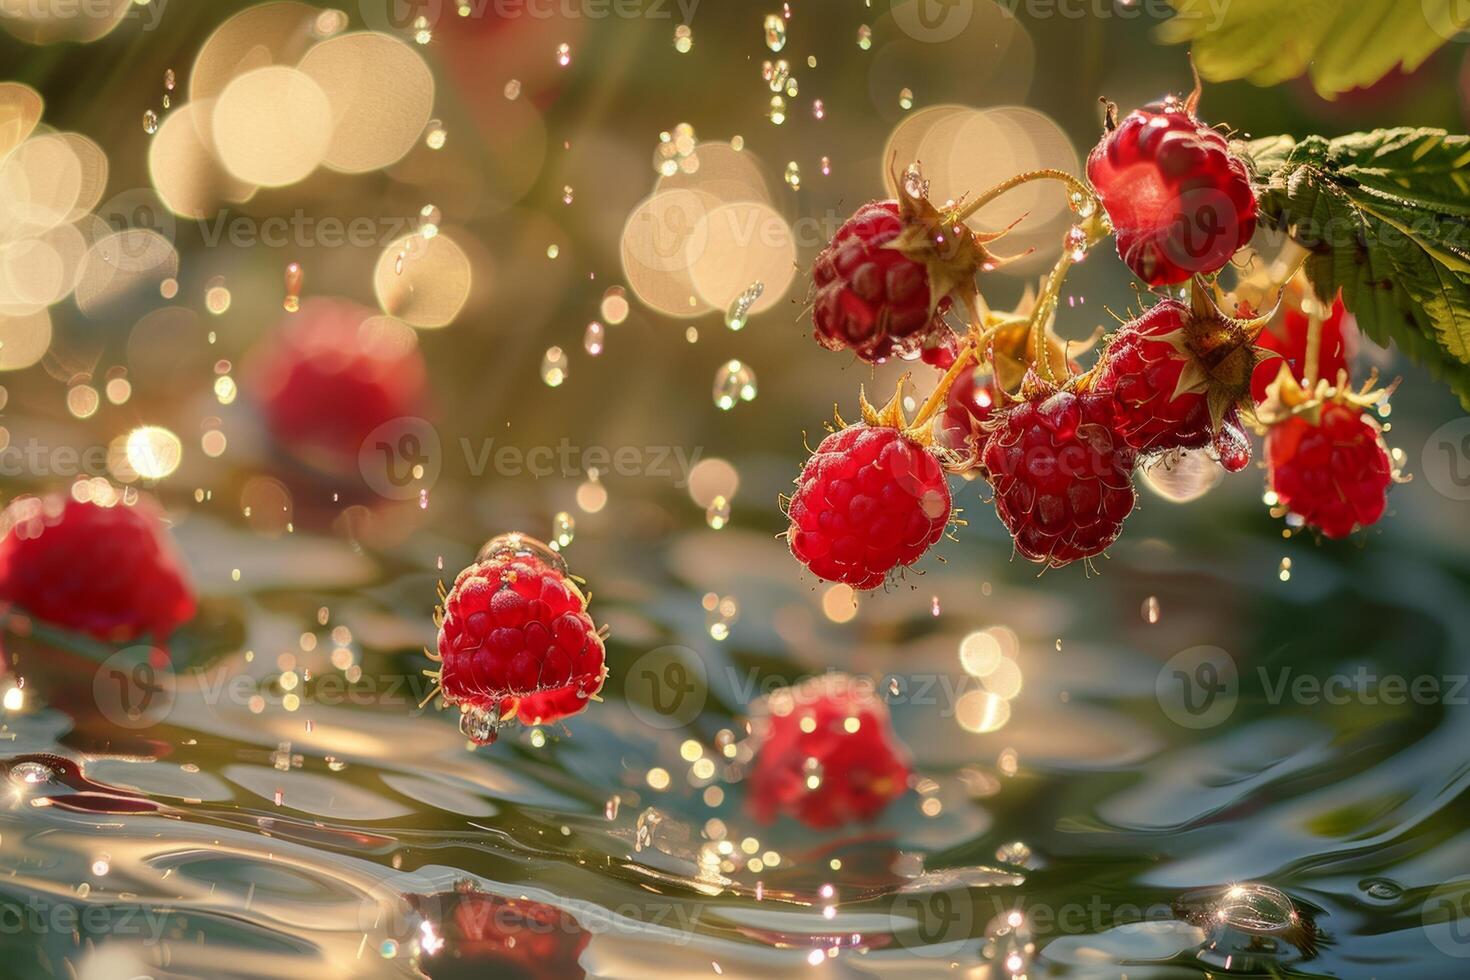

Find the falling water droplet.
[
  {"left": 898, "top": 87, "right": 914, "bottom": 110},
  {"left": 725, "top": 282, "right": 763, "bottom": 330},
  {"left": 164, "top": 68, "right": 176, "bottom": 91},
  {"left": 142, "top": 110, "right": 159, "bottom": 134},
  {"left": 562, "top": 185, "right": 574, "bottom": 205},
  {"left": 763, "top": 13, "right": 786, "bottom": 51},
  {"left": 541, "top": 346, "right": 569, "bottom": 387},
  {"left": 820, "top": 156, "right": 831, "bottom": 175},
  {"left": 551, "top": 512, "right": 575, "bottom": 550},
  {"left": 930, "top": 595, "right": 941, "bottom": 616},
  {"left": 556, "top": 42, "right": 571, "bottom": 67},
  {"left": 583, "top": 321, "right": 605, "bottom": 356},
  {"left": 767, "top": 95, "right": 787, "bottom": 125},
  {"left": 1064, "top": 226, "right": 1089, "bottom": 262},
  {"left": 713, "top": 360, "right": 757, "bottom": 410},
  {"left": 504, "top": 79, "right": 522, "bottom": 100},
  {"left": 1278, "top": 556, "right": 1292, "bottom": 581},
  {"left": 673, "top": 24, "right": 693, "bottom": 52},
  {"left": 784, "top": 161, "right": 801, "bottom": 189},
  {"left": 283, "top": 261, "right": 303, "bottom": 313},
  {"left": 425, "top": 122, "right": 447, "bottom": 149},
  {"left": 856, "top": 24, "right": 872, "bottom": 49},
  {"left": 1142, "top": 595, "right": 1160, "bottom": 624},
  {"left": 412, "top": 15, "right": 431, "bottom": 44},
  {"left": 812, "top": 98, "right": 825, "bottom": 120},
  {"left": 706, "top": 495, "right": 731, "bottom": 529},
  {"left": 418, "top": 204, "right": 441, "bottom": 240}
]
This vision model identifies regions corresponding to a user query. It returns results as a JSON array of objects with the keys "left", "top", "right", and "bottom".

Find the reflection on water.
[{"left": 2, "top": 511, "right": 1469, "bottom": 978}]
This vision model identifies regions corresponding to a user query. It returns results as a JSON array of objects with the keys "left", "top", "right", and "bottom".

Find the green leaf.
[
  {"left": 1161, "top": 0, "right": 1468, "bottom": 99},
  {"left": 1247, "top": 128, "right": 1470, "bottom": 409}
]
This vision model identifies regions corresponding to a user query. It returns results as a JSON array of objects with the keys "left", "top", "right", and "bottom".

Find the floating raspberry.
[
  {"left": 1257, "top": 366, "right": 1398, "bottom": 540},
  {"left": 1250, "top": 292, "right": 1357, "bottom": 404},
  {"left": 431, "top": 534, "right": 607, "bottom": 744},
  {"left": 411, "top": 885, "right": 589, "bottom": 980},
  {"left": 747, "top": 673, "right": 911, "bottom": 828},
  {"left": 1093, "top": 288, "right": 1270, "bottom": 471},
  {"left": 982, "top": 374, "right": 1139, "bottom": 568},
  {"left": 786, "top": 357, "right": 977, "bottom": 589},
  {"left": 811, "top": 174, "right": 1004, "bottom": 362},
  {"left": 1086, "top": 92, "right": 1258, "bottom": 285},
  {"left": 248, "top": 297, "right": 428, "bottom": 475},
  {"left": 0, "top": 490, "right": 196, "bottom": 642}
]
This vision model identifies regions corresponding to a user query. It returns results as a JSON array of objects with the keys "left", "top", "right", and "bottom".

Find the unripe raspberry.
[
  {"left": 787, "top": 424, "right": 951, "bottom": 590},
  {"left": 981, "top": 377, "right": 1138, "bottom": 567},
  {"left": 1086, "top": 94, "right": 1257, "bottom": 285},
  {"left": 1266, "top": 403, "right": 1394, "bottom": 539},
  {"left": 435, "top": 535, "right": 606, "bottom": 744},
  {"left": 0, "top": 491, "right": 196, "bottom": 642},
  {"left": 747, "top": 673, "right": 910, "bottom": 828}
]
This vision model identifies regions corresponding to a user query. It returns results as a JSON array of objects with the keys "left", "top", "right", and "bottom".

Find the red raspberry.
[
  {"left": 812, "top": 201, "right": 949, "bottom": 362},
  {"left": 1250, "top": 293, "right": 1357, "bottom": 404},
  {"left": 935, "top": 363, "right": 999, "bottom": 458},
  {"left": 1086, "top": 95, "right": 1258, "bottom": 286},
  {"left": 435, "top": 535, "right": 607, "bottom": 744},
  {"left": 1266, "top": 403, "right": 1393, "bottom": 539},
  {"left": 982, "top": 378, "right": 1139, "bottom": 567},
  {"left": 747, "top": 673, "right": 910, "bottom": 828},
  {"left": 248, "top": 298, "right": 428, "bottom": 475},
  {"left": 410, "top": 887, "right": 589, "bottom": 980},
  {"left": 786, "top": 424, "right": 951, "bottom": 590},
  {"left": 1093, "top": 298, "right": 1257, "bottom": 471},
  {"left": 0, "top": 491, "right": 196, "bottom": 642}
]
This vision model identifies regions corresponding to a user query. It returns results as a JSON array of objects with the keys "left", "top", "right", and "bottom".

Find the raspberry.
[
  {"left": 248, "top": 298, "right": 428, "bottom": 475},
  {"left": 410, "top": 886, "right": 589, "bottom": 979},
  {"left": 1093, "top": 296, "right": 1262, "bottom": 471},
  {"left": 982, "top": 377, "right": 1139, "bottom": 567},
  {"left": 1250, "top": 293, "right": 1357, "bottom": 404},
  {"left": 1266, "top": 403, "right": 1393, "bottom": 539},
  {"left": 1086, "top": 94, "right": 1258, "bottom": 285},
  {"left": 747, "top": 673, "right": 910, "bottom": 828},
  {"left": 787, "top": 424, "right": 951, "bottom": 590},
  {"left": 935, "top": 364, "right": 999, "bottom": 458},
  {"left": 433, "top": 535, "right": 607, "bottom": 744},
  {"left": 0, "top": 491, "right": 196, "bottom": 642}
]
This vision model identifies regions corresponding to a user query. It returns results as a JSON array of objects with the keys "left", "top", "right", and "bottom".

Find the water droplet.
[
  {"left": 418, "top": 204, "right": 441, "bottom": 240},
  {"left": 546, "top": 243, "right": 560, "bottom": 259},
  {"left": 283, "top": 261, "right": 302, "bottom": 313},
  {"left": 142, "top": 110, "right": 159, "bottom": 134},
  {"left": 706, "top": 594, "right": 738, "bottom": 640},
  {"left": 425, "top": 122, "right": 447, "bottom": 149},
  {"left": 763, "top": 13, "right": 786, "bottom": 51},
  {"left": 583, "top": 321, "right": 605, "bottom": 356},
  {"left": 784, "top": 160, "right": 801, "bottom": 189},
  {"left": 995, "top": 841, "right": 1033, "bottom": 866},
  {"left": 930, "top": 595, "right": 941, "bottom": 616},
  {"left": 706, "top": 495, "right": 731, "bottom": 529},
  {"left": 541, "top": 346, "right": 569, "bottom": 387},
  {"left": 856, "top": 24, "right": 872, "bottom": 50},
  {"left": 9, "top": 761, "right": 55, "bottom": 786},
  {"left": 1278, "top": 556, "right": 1292, "bottom": 581},
  {"left": 673, "top": 24, "right": 693, "bottom": 53},
  {"left": 1065, "top": 225, "right": 1089, "bottom": 262},
  {"left": 1360, "top": 877, "right": 1402, "bottom": 902},
  {"left": 812, "top": 98, "right": 824, "bottom": 120},
  {"left": 767, "top": 95, "right": 787, "bottom": 125},
  {"left": 412, "top": 15, "right": 431, "bottom": 44},
  {"left": 503, "top": 79, "right": 522, "bottom": 100},
  {"left": 724, "top": 282, "right": 763, "bottom": 330},
  {"left": 1068, "top": 190, "right": 1097, "bottom": 218},
  {"left": 556, "top": 42, "right": 571, "bottom": 66},
  {"left": 605, "top": 795, "right": 621, "bottom": 820},
  {"left": 713, "top": 360, "right": 757, "bottom": 410},
  {"left": 820, "top": 155, "right": 831, "bottom": 175},
  {"left": 551, "top": 511, "right": 575, "bottom": 549},
  {"left": 1142, "top": 595, "right": 1160, "bottom": 624},
  {"left": 902, "top": 163, "right": 929, "bottom": 200},
  {"left": 898, "top": 87, "right": 914, "bottom": 110},
  {"left": 562, "top": 185, "right": 574, "bottom": 205},
  {"left": 763, "top": 59, "right": 790, "bottom": 93},
  {"left": 163, "top": 68, "right": 176, "bottom": 91}
]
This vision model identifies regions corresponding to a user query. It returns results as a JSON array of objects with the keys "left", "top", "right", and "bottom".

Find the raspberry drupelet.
[
  {"left": 1086, "top": 90, "right": 1258, "bottom": 286},
  {"left": 982, "top": 373, "right": 1139, "bottom": 568},
  {"left": 0, "top": 490, "right": 196, "bottom": 642},
  {"left": 747, "top": 673, "right": 911, "bottom": 828},
  {"left": 430, "top": 534, "right": 607, "bottom": 744}
]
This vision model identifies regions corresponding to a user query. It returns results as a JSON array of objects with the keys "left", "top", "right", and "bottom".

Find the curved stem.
[
  {"left": 1303, "top": 314, "right": 1324, "bottom": 389},
  {"left": 913, "top": 344, "right": 978, "bottom": 429},
  {"left": 1027, "top": 210, "right": 1112, "bottom": 382},
  {"left": 956, "top": 169, "right": 1093, "bottom": 223}
]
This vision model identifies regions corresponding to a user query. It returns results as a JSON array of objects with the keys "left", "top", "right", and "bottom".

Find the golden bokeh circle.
[
  {"left": 212, "top": 66, "right": 332, "bottom": 187},
  {"left": 298, "top": 32, "right": 436, "bottom": 175}
]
